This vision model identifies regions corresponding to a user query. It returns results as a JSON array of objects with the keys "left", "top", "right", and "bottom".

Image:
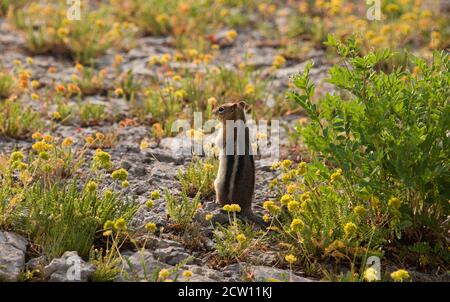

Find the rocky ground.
[{"left": 0, "top": 11, "right": 344, "bottom": 282}]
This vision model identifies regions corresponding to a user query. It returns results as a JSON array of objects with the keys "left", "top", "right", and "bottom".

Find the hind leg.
[{"left": 214, "top": 178, "right": 228, "bottom": 206}]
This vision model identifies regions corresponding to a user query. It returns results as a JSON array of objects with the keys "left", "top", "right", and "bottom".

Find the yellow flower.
[
  {"left": 385, "top": 3, "right": 400, "bottom": 13},
  {"left": 223, "top": 204, "right": 241, "bottom": 213},
  {"left": 300, "top": 192, "right": 310, "bottom": 202},
  {"left": 285, "top": 254, "right": 297, "bottom": 264},
  {"left": 174, "top": 89, "right": 187, "bottom": 99},
  {"left": 330, "top": 168, "right": 342, "bottom": 182},
  {"left": 114, "top": 88, "right": 124, "bottom": 97},
  {"left": 344, "top": 222, "right": 357, "bottom": 236},
  {"left": 244, "top": 83, "right": 255, "bottom": 95},
  {"left": 114, "top": 55, "right": 124, "bottom": 65},
  {"left": 93, "top": 149, "right": 111, "bottom": 169},
  {"left": 225, "top": 30, "right": 237, "bottom": 41},
  {"left": 62, "top": 137, "right": 74, "bottom": 147},
  {"left": 52, "top": 111, "right": 61, "bottom": 120},
  {"left": 103, "top": 220, "right": 114, "bottom": 230},
  {"left": 10, "top": 151, "right": 25, "bottom": 162},
  {"left": 263, "top": 200, "right": 281, "bottom": 215},
  {"left": 111, "top": 168, "right": 128, "bottom": 181},
  {"left": 31, "top": 80, "right": 40, "bottom": 89},
  {"left": 187, "top": 49, "right": 198, "bottom": 58},
  {"left": 86, "top": 181, "right": 98, "bottom": 192},
  {"left": 103, "top": 230, "right": 113, "bottom": 237},
  {"left": 114, "top": 218, "right": 127, "bottom": 230},
  {"left": 370, "top": 196, "right": 380, "bottom": 209},
  {"left": 145, "top": 222, "right": 157, "bottom": 233},
  {"left": 287, "top": 200, "right": 300, "bottom": 213},
  {"left": 172, "top": 75, "right": 181, "bottom": 82},
  {"left": 236, "top": 234, "right": 246, "bottom": 243},
  {"left": 57, "top": 27, "right": 69, "bottom": 38},
  {"left": 160, "top": 54, "right": 171, "bottom": 65},
  {"left": 271, "top": 162, "right": 281, "bottom": 170},
  {"left": 156, "top": 13, "right": 169, "bottom": 24},
  {"left": 146, "top": 199, "right": 155, "bottom": 208},
  {"left": 272, "top": 55, "right": 286, "bottom": 68},
  {"left": 32, "top": 141, "right": 52, "bottom": 153},
  {"left": 148, "top": 55, "right": 159, "bottom": 65},
  {"left": 390, "top": 269, "right": 410, "bottom": 282},
  {"left": 290, "top": 218, "right": 304, "bottom": 232},
  {"left": 297, "top": 162, "right": 307, "bottom": 175},
  {"left": 31, "top": 93, "right": 40, "bottom": 101},
  {"left": 286, "top": 184, "right": 297, "bottom": 194},
  {"left": 363, "top": 267, "right": 379, "bottom": 282},
  {"left": 281, "top": 159, "right": 292, "bottom": 169},
  {"left": 158, "top": 269, "right": 170, "bottom": 279},
  {"left": 182, "top": 270, "right": 193, "bottom": 278},
  {"left": 38, "top": 151, "right": 50, "bottom": 160},
  {"left": 205, "top": 213, "right": 213, "bottom": 221},
  {"left": 75, "top": 63, "right": 84, "bottom": 72},
  {"left": 151, "top": 190, "right": 161, "bottom": 199},
  {"left": 207, "top": 97, "right": 218, "bottom": 107},
  {"left": 103, "top": 189, "right": 113, "bottom": 199},
  {"left": 121, "top": 180, "right": 129, "bottom": 188},
  {"left": 280, "top": 194, "right": 293, "bottom": 206},
  {"left": 84, "top": 135, "right": 94, "bottom": 144},
  {"left": 263, "top": 214, "right": 270, "bottom": 223},
  {"left": 354, "top": 205, "right": 366, "bottom": 217},
  {"left": 388, "top": 197, "right": 401, "bottom": 210}
]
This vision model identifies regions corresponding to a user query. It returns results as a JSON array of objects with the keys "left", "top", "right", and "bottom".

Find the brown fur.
[{"left": 213, "top": 101, "right": 267, "bottom": 227}]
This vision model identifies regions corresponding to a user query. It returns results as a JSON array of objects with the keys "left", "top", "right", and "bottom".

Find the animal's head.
[{"left": 213, "top": 101, "right": 250, "bottom": 122}]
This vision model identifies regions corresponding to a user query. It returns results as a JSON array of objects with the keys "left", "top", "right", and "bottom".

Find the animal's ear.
[
  {"left": 230, "top": 103, "right": 237, "bottom": 112},
  {"left": 239, "top": 101, "right": 251, "bottom": 113},
  {"left": 238, "top": 101, "right": 247, "bottom": 108}
]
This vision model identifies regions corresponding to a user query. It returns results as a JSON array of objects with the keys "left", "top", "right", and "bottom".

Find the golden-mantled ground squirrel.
[{"left": 213, "top": 101, "right": 267, "bottom": 227}]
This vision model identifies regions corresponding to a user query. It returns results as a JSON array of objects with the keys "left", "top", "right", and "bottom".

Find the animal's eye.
[{"left": 218, "top": 107, "right": 225, "bottom": 113}]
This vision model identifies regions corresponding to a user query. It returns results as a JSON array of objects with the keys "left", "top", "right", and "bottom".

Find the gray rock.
[
  {"left": 26, "top": 256, "right": 46, "bottom": 270},
  {"left": 43, "top": 251, "right": 95, "bottom": 282},
  {"left": 132, "top": 165, "right": 147, "bottom": 177},
  {"left": 0, "top": 231, "right": 27, "bottom": 281},
  {"left": 120, "top": 160, "right": 133, "bottom": 170},
  {"left": 180, "top": 265, "right": 226, "bottom": 282},
  {"left": 249, "top": 266, "right": 313, "bottom": 282},
  {"left": 223, "top": 263, "right": 313, "bottom": 282},
  {"left": 153, "top": 246, "right": 193, "bottom": 266},
  {"left": 118, "top": 250, "right": 172, "bottom": 281}
]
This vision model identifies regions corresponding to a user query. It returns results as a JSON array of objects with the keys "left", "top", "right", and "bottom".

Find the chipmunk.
[{"left": 213, "top": 101, "right": 267, "bottom": 227}]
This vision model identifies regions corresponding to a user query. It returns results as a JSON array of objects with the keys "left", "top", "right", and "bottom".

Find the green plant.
[
  {"left": 72, "top": 65, "right": 106, "bottom": 96},
  {"left": 17, "top": 180, "right": 135, "bottom": 259},
  {"left": 0, "top": 138, "right": 138, "bottom": 259},
  {"left": 79, "top": 101, "right": 107, "bottom": 126},
  {"left": 0, "top": 71, "right": 15, "bottom": 99},
  {"left": 164, "top": 188, "right": 201, "bottom": 227},
  {"left": 177, "top": 156, "right": 217, "bottom": 197},
  {"left": 213, "top": 210, "right": 261, "bottom": 261},
  {"left": 287, "top": 36, "right": 449, "bottom": 254},
  {"left": 0, "top": 99, "right": 42, "bottom": 138},
  {"left": 89, "top": 247, "right": 121, "bottom": 282},
  {"left": 12, "top": 2, "right": 136, "bottom": 64}
]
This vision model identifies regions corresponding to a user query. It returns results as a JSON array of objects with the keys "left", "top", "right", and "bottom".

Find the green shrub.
[
  {"left": 0, "top": 99, "right": 43, "bottom": 138},
  {"left": 177, "top": 156, "right": 217, "bottom": 198},
  {"left": 287, "top": 36, "right": 449, "bottom": 246},
  {"left": 164, "top": 188, "right": 201, "bottom": 227}
]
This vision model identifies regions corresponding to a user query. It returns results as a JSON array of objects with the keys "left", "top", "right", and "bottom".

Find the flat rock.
[
  {"left": 43, "top": 251, "right": 95, "bottom": 282},
  {"left": 118, "top": 250, "right": 172, "bottom": 281},
  {"left": 153, "top": 246, "right": 193, "bottom": 266},
  {"left": 0, "top": 231, "right": 27, "bottom": 281}
]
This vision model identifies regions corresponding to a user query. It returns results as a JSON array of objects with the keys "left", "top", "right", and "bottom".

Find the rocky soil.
[{"left": 0, "top": 13, "right": 338, "bottom": 282}]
